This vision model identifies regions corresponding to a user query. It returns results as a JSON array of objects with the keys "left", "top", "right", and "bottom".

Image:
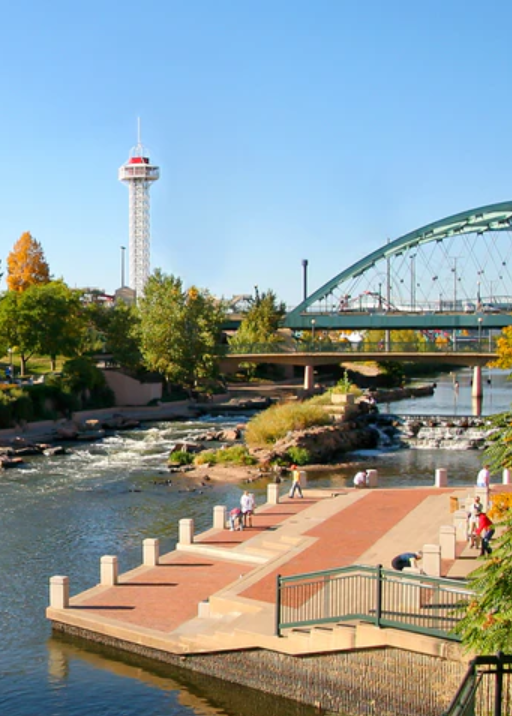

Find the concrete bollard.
[
  {"left": 453, "top": 509, "right": 469, "bottom": 542},
  {"left": 179, "top": 518, "right": 194, "bottom": 545},
  {"left": 474, "top": 487, "right": 490, "bottom": 512},
  {"left": 213, "top": 505, "right": 227, "bottom": 530},
  {"left": 299, "top": 470, "right": 308, "bottom": 488},
  {"left": 100, "top": 555, "right": 118, "bottom": 586},
  {"left": 503, "top": 468, "right": 511, "bottom": 485},
  {"left": 143, "top": 538, "right": 160, "bottom": 566},
  {"left": 267, "top": 483, "right": 280, "bottom": 505},
  {"left": 439, "top": 525, "right": 456, "bottom": 560},
  {"left": 367, "top": 469, "right": 378, "bottom": 488},
  {"left": 422, "top": 544, "right": 441, "bottom": 577},
  {"left": 49, "top": 575, "right": 69, "bottom": 609},
  {"left": 435, "top": 468, "right": 447, "bottom": 488}
]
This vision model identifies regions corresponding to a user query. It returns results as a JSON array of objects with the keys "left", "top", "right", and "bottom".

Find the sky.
[{"left": 1, "top": 0, "right": 512, "bottom": 307}]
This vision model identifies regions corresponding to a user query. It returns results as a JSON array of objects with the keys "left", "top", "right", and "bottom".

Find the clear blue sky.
[{"left": 2, "top": 0, "right": 511, "bottom": 306}]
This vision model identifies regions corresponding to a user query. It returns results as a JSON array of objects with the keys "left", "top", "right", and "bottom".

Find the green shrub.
[
  {"left": 194, "top": 445, "right": 257, "bottom": 466},
  {"left": 286, "top": 447, "right": 311, "bottom": 465},
  {"left": 245, "top": 400, "right": 331, "bottom": 448},
  {"left": 168, "top": 450, "right": 194, "bottom": 466}
]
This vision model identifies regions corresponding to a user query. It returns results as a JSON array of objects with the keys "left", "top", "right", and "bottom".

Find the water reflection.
[{"left": 47, "top": 633, "right": 322, "bottom": 716}]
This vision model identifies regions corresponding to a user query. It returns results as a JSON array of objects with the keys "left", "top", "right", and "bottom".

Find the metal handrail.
[
  {"left": 443, "top": 653, "right": 512, "bottom": 716},
  {"left": 276, "top": 564, "right": 472, "bottom": 641}
]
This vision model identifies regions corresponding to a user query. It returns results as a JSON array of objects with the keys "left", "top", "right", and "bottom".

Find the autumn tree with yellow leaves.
[{"left": 7, "top": 232, "right": 50, "bottom": 292}]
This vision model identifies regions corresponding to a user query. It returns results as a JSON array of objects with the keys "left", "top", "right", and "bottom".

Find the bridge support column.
[
  {"left": 303, "top": 365, "right": 314, "bottom": 392},
  {"left": 471, "top": 366, "right": 483, "bottom": 398}
]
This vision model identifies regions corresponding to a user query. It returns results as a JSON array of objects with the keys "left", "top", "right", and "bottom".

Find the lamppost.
[
  {"left": 301, "top": 259, "right": 308, "bottom": 301},
  {"left": 120, "top": 246, "right": 126, "bottom": 288},
  {"left": 311, "top": 318, "right": 316, "bottom": 344},
  {"left": 478, "top": 317, "right": 483, "bottom": 348}
]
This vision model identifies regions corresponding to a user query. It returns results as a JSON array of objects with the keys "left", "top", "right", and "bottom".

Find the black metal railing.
[
  {"left": 276, "top": 564, "right": 472, "bottom": 640},
  {"left": 443, "top": 653, "right": 512, "bottom": 716}
]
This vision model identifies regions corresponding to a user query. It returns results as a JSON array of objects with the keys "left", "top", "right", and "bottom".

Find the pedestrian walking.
[{"left": 289, "top": 465, "right": 303, "bottom": 498}]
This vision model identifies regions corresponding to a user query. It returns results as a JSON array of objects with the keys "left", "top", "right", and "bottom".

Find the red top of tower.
[{"left": 128, "top": 156, "right": 149, "bottom": 165}]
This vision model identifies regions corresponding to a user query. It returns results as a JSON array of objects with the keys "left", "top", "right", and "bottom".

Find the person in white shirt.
[
  {"left": 240, "top": 491, "right": 253, "bottom": 527},
  {"left": 476, "top": 465, "right": 490, "bottom": 488},
  {"left": 353, "top": 470, "right": 368, "bottom": 488}
]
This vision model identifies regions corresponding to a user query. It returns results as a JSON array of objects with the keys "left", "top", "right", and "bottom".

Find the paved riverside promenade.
[{"left": 46, "top": 481, "right": 504, "bottom": 658}]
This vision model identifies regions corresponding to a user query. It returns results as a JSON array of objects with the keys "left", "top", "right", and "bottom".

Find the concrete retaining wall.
[{"left": 51, "top": 623, "right": 465, "bottom": 716}]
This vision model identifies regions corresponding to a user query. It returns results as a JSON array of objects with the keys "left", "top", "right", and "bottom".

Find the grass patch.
[{"left": 245, "top": 400, "right": 332, "bottom": 449}]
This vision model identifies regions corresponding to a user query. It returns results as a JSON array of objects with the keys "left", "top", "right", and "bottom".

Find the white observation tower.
[{"left": 118, "top": 122, "right": 160, "bottom": 298}]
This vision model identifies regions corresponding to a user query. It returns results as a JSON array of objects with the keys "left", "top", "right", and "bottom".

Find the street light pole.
[
  {"left": 120, "top": 246, "right": 126, "bottom": 288},
  {"left": 311, "top": 318, "right": 316, "bottom": 344},
  {"left": 478, "top": 317, "right": 483, "bottom": 349},
  {"left": 301, "top": 259, "right": 308, "bottom": 301}
]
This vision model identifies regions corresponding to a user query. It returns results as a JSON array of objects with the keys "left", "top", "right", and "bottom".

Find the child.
[{"left": 229, "top": 507, "right": 244, "bottom": 531}]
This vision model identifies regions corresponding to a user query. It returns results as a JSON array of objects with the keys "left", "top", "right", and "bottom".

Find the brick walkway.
[{"left": 62, "top": 487, "right": 466, "bottom": 636}]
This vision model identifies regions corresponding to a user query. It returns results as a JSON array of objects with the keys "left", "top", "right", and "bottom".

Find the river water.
[{"left": 1, "top": 367, "right": 511, "bottom": 716}]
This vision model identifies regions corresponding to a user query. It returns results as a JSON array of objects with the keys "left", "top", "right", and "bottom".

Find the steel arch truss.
[{"left": 284, "top": 200, "right": 512, "bottom": 329}]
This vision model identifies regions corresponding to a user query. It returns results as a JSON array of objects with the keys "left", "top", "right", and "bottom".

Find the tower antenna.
[{"left": 118, "top": 122, "right": 160, "bottom": 298}]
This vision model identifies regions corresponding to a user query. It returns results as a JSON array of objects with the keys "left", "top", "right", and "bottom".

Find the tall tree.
[
  {"left": 84, "top": 301, "right": 141, "bottom": 370},
  {"left": 138, "top": 270, "right": 225, "bottom": 388},
  {"left": 0, "top": 281, "right": 84, "bottom": 374},
  {"left": 7, "top": 232, "right": 50, "bottom": 292},
  {"left": 230, "top": 289, "right": 286, "bottom": 347}
]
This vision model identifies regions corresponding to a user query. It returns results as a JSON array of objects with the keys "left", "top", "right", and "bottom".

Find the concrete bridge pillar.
[
  {"left": 472, "top": 365, "right": 483, "bottom": 398},
  {"left": 303, "top": 365, "right": 314, "bottom": 391},
  {"left": 49, "top": 576, "right": 69, "bottom": 609}
]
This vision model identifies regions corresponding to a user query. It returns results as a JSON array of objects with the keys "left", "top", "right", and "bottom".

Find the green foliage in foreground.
[
  {"left": 194, "top": 445, "right": 258, "bottom": 466},
  {"left": 454, "top": 511, "right": 512, "bottom": 653},
  {"left": 483, "top": 411, "right": 512, "bottom": 472},
  {"left": 245, "top": 400, "right": 332, "bottom": 448}
]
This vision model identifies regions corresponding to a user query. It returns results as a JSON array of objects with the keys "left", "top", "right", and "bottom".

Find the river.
[{"left": 1, "top": 367, "right": 511, "bottom": 716}]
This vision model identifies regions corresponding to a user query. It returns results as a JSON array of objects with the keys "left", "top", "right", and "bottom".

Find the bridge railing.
[
  {"left": 276, "top": 564, "right": 471, "bottom": 641},
  {"left": 223, "top": 339, "right": 497, "bottom": 355}
]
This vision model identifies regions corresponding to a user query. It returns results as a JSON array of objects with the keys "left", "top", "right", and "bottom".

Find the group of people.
[
  {"left": 467, "top": 494, "right": 495, "bottom": 556},
  {"left": 229, "top": 490, "right": 255, "bottom": 531},
  {"left": 392, "top": 464, "right": 496, "bottom": 571}
]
